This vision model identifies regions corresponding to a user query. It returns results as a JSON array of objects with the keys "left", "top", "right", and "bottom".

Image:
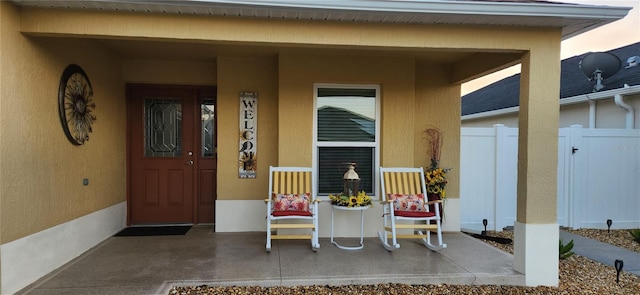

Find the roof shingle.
[{"left": 462, "top": 42, "right": 640, "bottom": 116}]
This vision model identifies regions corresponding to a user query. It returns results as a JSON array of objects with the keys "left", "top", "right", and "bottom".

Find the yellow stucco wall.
[
  {"left": 0, "top": 2, "right": 8, "bottom": 285},
  {"left": 122, "top": 60, "right": 216, "bottom": 86},
  {"left": 1, "top": 3, "right": 126, "bottom": 243},
  {"left": 415, "top": 61, "right": 461, "bottom": 199},
  {"left": 518, "top": 44, "right": 561, "bottom": 223},
  {"left": 279, "top": 54, "right": 418, "bottom": 170},
  {"left": 217, "top": 56, "right": 278, "bottom": 199}
]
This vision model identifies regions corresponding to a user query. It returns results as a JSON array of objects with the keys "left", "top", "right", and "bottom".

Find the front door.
[{"left": 127, "top": 84, "right": 216, "bottom": 224}]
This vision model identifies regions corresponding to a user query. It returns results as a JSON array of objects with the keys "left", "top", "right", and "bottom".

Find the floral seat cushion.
[
  {"left": 388, "top": 193, "right": 434, "bottom": 217},
  {"left": 272, "top": 193, "right": 311, "bottom": 216}
]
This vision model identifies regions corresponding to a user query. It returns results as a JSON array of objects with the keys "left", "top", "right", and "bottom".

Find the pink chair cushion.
[
  {"left": 388, "top": 193, "right": 427, "bottom": 213},
  {"left": 272, "top": 193, "right": 310, "bottom": 213}
]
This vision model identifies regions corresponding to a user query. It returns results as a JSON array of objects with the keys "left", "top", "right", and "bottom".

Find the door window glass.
[
  {"left": 201, "top": 99, "right": 216, "bottom": 158},
  {"left": 144, "top": 98, "right": 182, "bottom": 157}
]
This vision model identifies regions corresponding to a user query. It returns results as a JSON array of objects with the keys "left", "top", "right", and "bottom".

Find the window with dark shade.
[{"left": 315, "top": 85, "right": 379, "bottom": 196}]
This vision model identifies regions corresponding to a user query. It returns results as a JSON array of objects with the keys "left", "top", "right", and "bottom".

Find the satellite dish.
[
  {"left": 626, "top": 56, "right": 640, "bottom": 68},
  {"left": 579, "top": 52, "right": 622, "bottom": 92}
]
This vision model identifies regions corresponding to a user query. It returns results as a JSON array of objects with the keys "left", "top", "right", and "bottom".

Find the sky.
[{"left": 461, "top": 0, "right": 640, "bottom": 95}]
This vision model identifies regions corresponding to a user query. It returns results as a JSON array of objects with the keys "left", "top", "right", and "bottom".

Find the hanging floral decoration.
[{"left": 424, "top": 126, "right": 451, "bottom": 198}]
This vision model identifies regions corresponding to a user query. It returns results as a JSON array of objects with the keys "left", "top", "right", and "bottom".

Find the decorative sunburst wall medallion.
[{"left": 58, "top": 64, "right": 96, "bottom": 145}]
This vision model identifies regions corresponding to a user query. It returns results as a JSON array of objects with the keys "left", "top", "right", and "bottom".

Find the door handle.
[{"left": 186, "top": 160, "right": 194, "bottom": 165}]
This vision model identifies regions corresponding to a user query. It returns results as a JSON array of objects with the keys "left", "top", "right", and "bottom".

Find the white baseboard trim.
[
  {"left": 441, "top": 198, "right": 460, "bottom": 232},
  {"left": 513, "top": 222, "right": 559, "bottom": 287},
  {"left": 1, "top": 202, "right": 126, "bottom": 295},
  {"left": 215, "top": 200, "right": 267, "bottom": 232}
]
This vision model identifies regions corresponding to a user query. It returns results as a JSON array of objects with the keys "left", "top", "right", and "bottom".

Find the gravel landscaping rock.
[{"left": 170, "top": 230, "right": 640, "bottom": 294}]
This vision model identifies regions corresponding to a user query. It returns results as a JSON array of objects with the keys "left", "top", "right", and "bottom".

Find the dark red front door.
[{"left": 127, "top": 84, "right": 216, "bottom": 224}]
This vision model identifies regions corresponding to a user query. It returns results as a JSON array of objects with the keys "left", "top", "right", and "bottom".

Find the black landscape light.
[
  {"left": 607, "top": 219, "right": 613, "bottom": 233},
  {"left": 482, "top": 219, "right": 488, "bottom": 236},
  {"left": 615, "top": 259, "right": 624, "bottom": 284}
]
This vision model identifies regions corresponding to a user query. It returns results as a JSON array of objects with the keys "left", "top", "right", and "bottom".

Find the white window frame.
[{"left": 312, "top": 83, "right": 381, "bottom": 200}]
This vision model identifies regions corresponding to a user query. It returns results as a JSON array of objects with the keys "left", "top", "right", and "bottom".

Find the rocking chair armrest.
[
  {"left": 426, "top": 199, "right": 443, "bottom": 205},
  {"left": 313, "top": 199, "right": 321, "bottom": 203},
  {"left": 380, "top": 200, "right": 391, "bottom": 205},
  {"left": 264, "top": 198, "right": 271, "bottom": 203}
]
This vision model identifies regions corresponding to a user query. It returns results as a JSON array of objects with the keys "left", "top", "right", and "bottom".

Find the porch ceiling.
[
  {"left": 97, "top": 38, "right": 478, "bottom": 64},
  {"left": 11, "top": 0, "right": 628, "bottom": 84},
  {"left": 10, "top": 0, "right": 630, "bottom": 40},
  {"left": 97, "top": 38, "right": 521, "bottom": 84}
]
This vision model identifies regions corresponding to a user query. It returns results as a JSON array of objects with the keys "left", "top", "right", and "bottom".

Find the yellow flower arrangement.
[
  {"left": 425, "top": 166, "right": 450, "bottom": 198},
  {"left": 329, "top": 191, "right": 372, "bottom": 207}
]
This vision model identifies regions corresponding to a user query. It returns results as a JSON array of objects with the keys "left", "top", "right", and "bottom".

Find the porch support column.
[{"left": 514, "top": 48, "right": 560, "bottom": 286}]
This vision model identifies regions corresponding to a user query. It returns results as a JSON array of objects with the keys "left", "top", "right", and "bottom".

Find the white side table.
[{"left": 330, "top": 205, "right": 370, "bottom": 250}]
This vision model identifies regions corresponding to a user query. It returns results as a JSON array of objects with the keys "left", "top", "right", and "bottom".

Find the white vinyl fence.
[{"left": 460, "top": 124, "right": 640, "bottom": 232}]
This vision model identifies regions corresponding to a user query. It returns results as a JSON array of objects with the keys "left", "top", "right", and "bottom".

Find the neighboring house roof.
[
  {"left": 10, "top": 0, "right": 630, "bottom": 39},
  {"left": 317, "top": 106, "right": 374, "bottom": 142},
  {"left": 462, "top": 41, "right": 640, "bottom": 116}
]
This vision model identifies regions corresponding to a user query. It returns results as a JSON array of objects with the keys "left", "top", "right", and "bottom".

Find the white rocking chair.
[
  {"left": 378, "top": 167, "right": 446, "bottom": 251},
  {"left": 265, "top": 166, "right": 320, "bottom": 252}
]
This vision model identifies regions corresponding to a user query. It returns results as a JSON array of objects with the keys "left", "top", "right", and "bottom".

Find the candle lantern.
[{"left": 343, "top": 163, "right": 360, "bottom": 197}]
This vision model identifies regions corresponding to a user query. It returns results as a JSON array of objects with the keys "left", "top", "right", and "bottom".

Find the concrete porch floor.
[{"left": 18, "top": 225, "right": 523, "bottom": 295}]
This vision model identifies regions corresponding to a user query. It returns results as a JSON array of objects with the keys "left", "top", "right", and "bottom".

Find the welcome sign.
[{"left": 239, "top": 92, "right": 257, "bottom": 178}]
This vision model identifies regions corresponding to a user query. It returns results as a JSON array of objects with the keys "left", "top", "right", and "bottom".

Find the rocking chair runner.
[
  {"left": 378, "top": 167, "right": 447, "bottom": 251},
  {"left": 265, "top": 166, "right": 320, "bottom": 252}
]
